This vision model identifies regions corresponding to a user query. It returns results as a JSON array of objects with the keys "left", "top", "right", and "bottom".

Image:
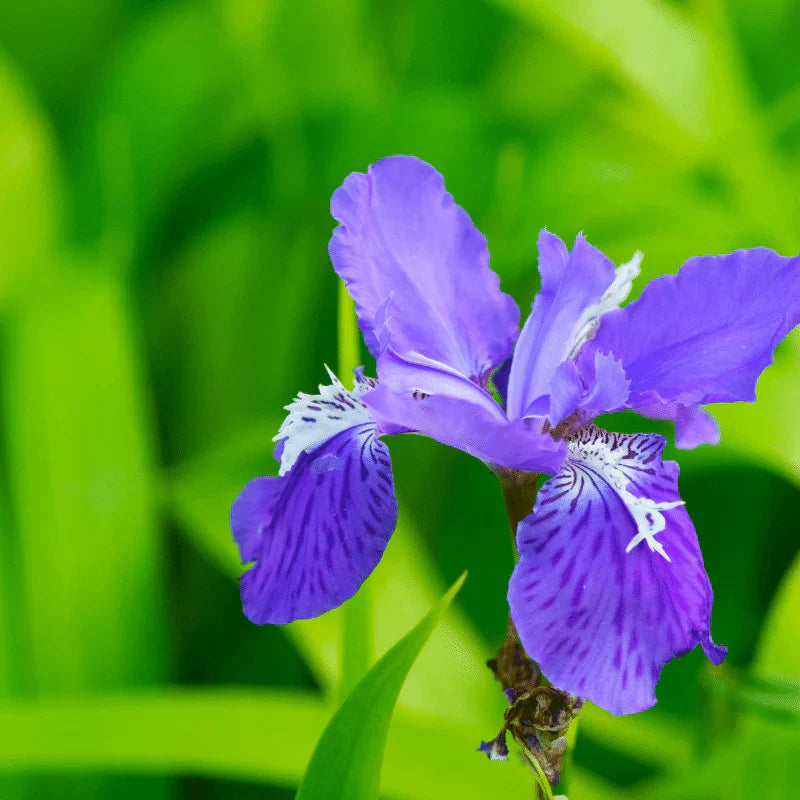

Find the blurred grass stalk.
[
  {"left": 1, "top": 270, "right": 168, "bottom": 799},
  {"left": 337, "top": 281, "right": 373, "bottom": 698}
]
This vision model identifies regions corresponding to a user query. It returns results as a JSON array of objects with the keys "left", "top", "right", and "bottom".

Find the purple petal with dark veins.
[
  {"left": 580, "top": 247, "right": 800, "bottom": 413},
  {"left": 329, "top": 155, "right": 520, "bottom": 380},
  {"left": 508, "top": 425, "right": 725, "bottom": 715},
  {"left": 231, "top": 476, "right": 283, "bottom": 564},
  {"left": 363, "top": 383, "right": 566, "bottom": 474},
  {"left": 233, "top": 423, "right": 398, "bottom": 624}
]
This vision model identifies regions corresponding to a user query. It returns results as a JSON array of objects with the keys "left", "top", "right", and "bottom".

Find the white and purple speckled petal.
[
  {"left": 233, "top": 422, "right": 397, "bottom": 625},
  {"left": 329, "top": 155, "right": 519, "bottom": 381},
  {"left": 508, "top": 426, "right": 725, "bottom": 716},
  {"left": 232, "top": 369, "right": 398, "bottom": 624},
  {"left": 274, "top": 368, "right": 377, "bottom": 475},
  {"left": 581, "top": 247, "right": 800, "bottom": 411}
]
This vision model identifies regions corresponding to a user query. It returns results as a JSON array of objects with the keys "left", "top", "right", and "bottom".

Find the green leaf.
[
  {"left": 707, "top": 667, "right": 800, "bottom": 724},
  {"left": 296, "top": 572, "right": 467, "bottom": 800},
  {"left": 0, "top": 0, "right": 125, "bottom": 118},
  {"left": 491, "top": 0, "right": 710, "bottom": 141},
  {"left": 3, "top": 269, "right": 165, "bottom": 692},
  {"left": 735, "top": 551, "right": 800, "bottom": 795},
  {"left": 0, "top": 52, "right": 60, "bottom": 306},
  {"left": 77, "top": 4, "right": 251, "bottom": 244},
  {"left": 1, "top": 268, "right": 168, "bottom": 798},
  {"left": 0, "top": 688, "right": 541, "bottom": 799}
]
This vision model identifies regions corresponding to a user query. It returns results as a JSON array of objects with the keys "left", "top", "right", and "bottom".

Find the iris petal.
[
  {"left": 508, "top": 425, "right": 725, "bottom": 715},
  {"left": 363, "top": 383, "right": 566, "bottom": 474},
  {"left": 507, "top": 231, "right": 638, "bottom": 425},
  {"left": 634, "top": 400, "right": 721, "bottom": 449},
  {"left": 232, "top": 372, "right": 398, "bottom": 624},
  {"left": 274, "top": 367, "right": 377, "bottom": 475},
  {"left": 580, "top": 247, "right": 800, "bottom": 417},
  {"left": 329, "top": 155, "right": 520, "bottom": 382}
]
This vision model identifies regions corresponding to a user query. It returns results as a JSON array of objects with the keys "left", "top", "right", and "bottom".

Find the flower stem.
[
  {"left": 337, "top": 281, "right": 372, "bottom": 698},
  {"left": 497, "top": 470, "right": 579, "bottom": 797},
  {"left": 499, "top": 469, "right": 540, "bottom": 556}
]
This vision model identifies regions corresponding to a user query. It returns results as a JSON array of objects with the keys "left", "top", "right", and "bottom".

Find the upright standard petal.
[
  {"left": 508, "top": 426, "right": 725, "bottom": 715},
  {"left": 329, "top": 155, "right": 519, "bottom": 380},
  {"left": 231, "top": 371, "right": 398, "bottom": 624},
  {"left": 506, "top": 232, "right": 639, "bottom": 423},
  {"left": 581, "top": 248, "right": 800, "bottom": 414}
]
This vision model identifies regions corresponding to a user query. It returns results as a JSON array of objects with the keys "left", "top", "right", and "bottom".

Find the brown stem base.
[
  {"left": 486, "top": 616, "right": 583, "bottom": 786},
  {"left": 484, "top": 471, "right": 584, "bottom": 788}
]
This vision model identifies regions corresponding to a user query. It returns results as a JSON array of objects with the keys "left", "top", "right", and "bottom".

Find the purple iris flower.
[{"left": 231, "top": 155, "right": 800, "bottom": 715}]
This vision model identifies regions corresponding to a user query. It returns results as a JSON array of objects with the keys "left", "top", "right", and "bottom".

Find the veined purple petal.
[
  {"left": 231, "top": 476, "right": 282, "bottom": 564},
  {"left": 233, "top": 424, "right": 397, "bottom": 624},
  {"left": 506, "top": 231, "right": 640, "bottom": 424},
  {"left": 329, "top": 155, "right": 520, "bottom": 381},
  {"left": 232, "top": 370, "right": 398, "bottom": 624},
  {"left": 508, "top": 425, "right": 725, "bottom": 715},
  {"left": 363, "top": 383, "right": 566, "bottom": 474},
  {"left": 581, "top": 247, "right": 800, "bottom": 414}
]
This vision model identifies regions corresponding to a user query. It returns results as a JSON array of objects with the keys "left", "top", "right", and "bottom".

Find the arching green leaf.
[{"left": 296, "top": 573, "right": 467, "bottom": 800}]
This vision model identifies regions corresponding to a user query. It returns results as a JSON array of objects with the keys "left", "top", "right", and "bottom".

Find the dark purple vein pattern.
[
  {"left": 508, "top": 426, "right": 725, "bottom": 715},
  {"left": 232, "top": 420, "right": 397, "bottom": 625}
]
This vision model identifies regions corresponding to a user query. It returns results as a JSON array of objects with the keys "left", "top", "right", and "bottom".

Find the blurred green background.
[{"left": 0, "top": 0, "right": 799, "bottom": 797}]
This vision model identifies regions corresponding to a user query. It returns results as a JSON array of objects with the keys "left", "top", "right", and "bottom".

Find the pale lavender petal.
[
  {"left": 506, "top": 232, "right": 617, "bottom": 421},
  {"left": 376, "top": 346, "right": 502, "bottom": 417},
  {"left": 544, "top": 361, "right": 582, "bottom": 428},
  {"left": 578, "top": 351, "right": 631, "bottom": 418},
  {"left": 234, "top": 423, "right": 397, "bottom": 625},
  {"left": 364, "top": 383, "right": 566, "bottom": 474},
  {"left": 635, "top": 400, "right": 720, "bottom": 449},
  {"left": 581, "top": 247, "right": 800, "bottom": 410},
  {"left": 540, "top": 352, "right": 630, "bottom": 428},
  {"left": 508, "top": 426, "right": 725, "bottom": 715},
  {"left": 329, "top": 155, "right": 520, "bottom": 380}
]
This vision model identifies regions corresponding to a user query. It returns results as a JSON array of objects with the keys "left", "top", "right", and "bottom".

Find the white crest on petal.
[
  {"left": 273, "top": 367, "right": 376, "bottom": 476},
  {"left": 566, "top": 251, "right": 643, "bottom": 360},
  {"left": 568, "top": 425, "right": 682, "bottom": 561}
]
